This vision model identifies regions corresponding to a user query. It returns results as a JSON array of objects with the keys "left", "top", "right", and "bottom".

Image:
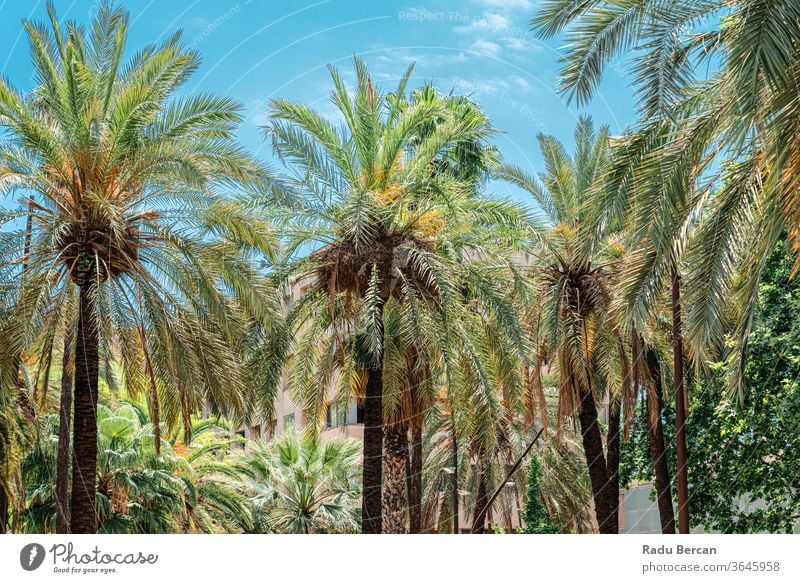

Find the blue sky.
[{"left": 0, "top": 0, "right": 637, "bottom": 204}]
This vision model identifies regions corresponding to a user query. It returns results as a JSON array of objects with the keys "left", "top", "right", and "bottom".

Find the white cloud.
[
  {"left": 450, "top": 74, "right": 533, "bottom": 97},
  {"left": 451, "top": 76, "right": 509, "bottom": 95},
  {"left": 510, "top": 76, "right": 531, "bottom": 91},
  {"left": 473, "top": 40, "right": 502, "bottom": 58},
  {"left": 374, "top": 51, "right": 469, "bottom": 69},
  {"left": 455, "top": 13, "right": 511, "bottom": 35},
  {"left": 454, "top": 9, "right": 541, "bottom": 57},
  {"left": 505, "top": 36, "right": 539, "bottom": 52}
]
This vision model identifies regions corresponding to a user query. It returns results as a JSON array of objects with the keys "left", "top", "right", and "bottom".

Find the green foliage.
[
  {"left": 523, "top": 454, "right": 559, "bottom": 534},
  {"left": 232, "top": 430, "right": 362, "bottom": 533},
  {"left": 16, "top": 400, "right": 365, "bottom": 534},
  {"left": 20, "top": 403, "right": 249, "bottom": 534},
  {"left": 621, "top": 241, "right": 800, "bottom": 533},
  {"left": 686, "top": 242, "right": 800, "bottom": 533}
]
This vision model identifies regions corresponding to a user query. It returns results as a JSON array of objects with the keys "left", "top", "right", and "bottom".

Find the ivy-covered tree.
[{"left": 523, "top": 454, "right": 558, "bottom": 534}]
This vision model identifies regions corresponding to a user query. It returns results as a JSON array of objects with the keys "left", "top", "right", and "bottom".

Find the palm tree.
[
  {"left": 534, "top": 0, "right": 800, "bottom": 532},
  {"left": 392, "top": 86, "right": 504, "bottom": 534},
  {"left": 494, "top": 116, "right": 625, "bottom": 533},
  {"left": 56, "top": 325, "right": 75, "bottom": 534},
  {"left": 232, "top": 431, "right": 362, "bottom": 534},
  {"left": 265, "top": 57, "right": 530, "bottom": 533},
  {"left": 0, "top": 2, "right": 277, "bottom": 533}
]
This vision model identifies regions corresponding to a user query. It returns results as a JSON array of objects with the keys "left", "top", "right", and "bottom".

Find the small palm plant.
[
  {"left": 0, "top": 2, "right": 278, "bottom": 533},
  {"left": 232, "top": 431, "right": 362, "bottom": 534},
  {"left": 20, "top": 403, "right": 250, "bottom": 534}
]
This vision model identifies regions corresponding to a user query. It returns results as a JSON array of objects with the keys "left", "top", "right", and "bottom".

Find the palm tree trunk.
[
  {"left": 576, "top": 382, "right": 617, "bottom": 533},
  {"left": 404, "top": 442, "right": 412, "bottom": 526},
  {"left": 0, "top": 485, "right": 7, "bottom": 533},
  {"left": 149, "top": 378, "right": 161, "bottom": 455},
  {"left": 451, "top": 428, "right": 459, "bottom": 534},
  {"left": 606, "top": 397, "right": 621, "bottom": 529},
  {"left": 140, "top": 325, "right": 161, "bottom": 455},
  {"left": 671, "top": 261, "right": 690, "bottom": 534},
  {"left": 470, "top": 456, "right": 488, "bottom": 534},
  {"left": 22, "top": 199, "right": 32, "bottom": 275},
  {"left": 382, "top": 422, "right": 407, "bottom": 533},
  {"left": 11, "top": 472, "right": 23, "bottom": 533},
  {"left": 645, "top": 349, "right": 676, "bottom": 533},
  {"left": 407, "top": 425, "right": 422, "bottom": 533},
  {"left": 179, "top": 380, "right": 192, "bottom": 445},
  {"left": 56, "top": 330, "right": 74, "bottom": 534},
  {"left": 361, "top": 303, "right": 384, "bottom": 534},
  {"left": 69, "top": 285, "right": 100, "bottom": 534}
]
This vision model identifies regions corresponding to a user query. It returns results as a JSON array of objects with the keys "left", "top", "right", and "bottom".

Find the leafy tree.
[{"left": 687, "top": 241, "right": 800, "bottom": 533}]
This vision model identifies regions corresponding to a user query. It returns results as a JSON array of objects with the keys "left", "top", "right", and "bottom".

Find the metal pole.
[{"left": 473, "top": 427, "right": 545, "bottom": 532}]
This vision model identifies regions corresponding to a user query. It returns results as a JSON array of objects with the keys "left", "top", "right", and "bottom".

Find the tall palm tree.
[
  {"left": 55, "top": 325, "right": 75, "bottom": 534},
  {"left": 265, "top": 57, "right": 530, "bottom": 533},
  {"left": 534, "top": 0, "right": 800, "bottom": 532},
  {"left": 495, "top": 116, "right": 625, "bottom": 533},
  {"left": 0, "top": 2, "right": 278, "bottom": 533},
  {"left": 397, "top": 86, "right": 504, "bottom": 534}
]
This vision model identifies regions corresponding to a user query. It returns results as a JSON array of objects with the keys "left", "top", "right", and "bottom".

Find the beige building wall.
[{"left": 234, "top": 275, "right": 366, "bottom": 445}]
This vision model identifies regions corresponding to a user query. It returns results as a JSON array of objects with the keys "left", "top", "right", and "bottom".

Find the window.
[
  {"left": 283, "top": 414, "right": 295, "bottom": 431},
  {"left": 326, "top": 402, "right": 347, "bottom": 428}
]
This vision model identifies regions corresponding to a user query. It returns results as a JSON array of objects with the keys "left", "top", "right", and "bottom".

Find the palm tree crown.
[{"left": 0, "top": 1, "right": 278, "bottom": 533}]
